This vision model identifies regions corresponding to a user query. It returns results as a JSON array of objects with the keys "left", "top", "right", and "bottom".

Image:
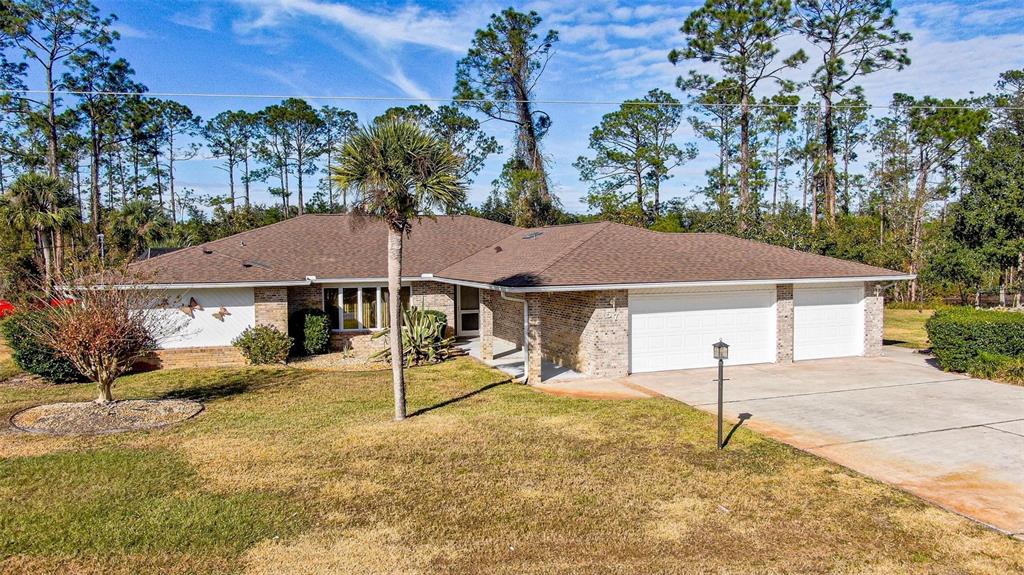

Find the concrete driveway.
[{"left": 625, "top": 346, "right": 1024, "bottom": 538}]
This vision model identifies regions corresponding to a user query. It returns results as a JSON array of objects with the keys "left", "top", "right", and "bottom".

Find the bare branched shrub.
[{"left": 25, "top": 266, "right": 185, "bottom": 403}]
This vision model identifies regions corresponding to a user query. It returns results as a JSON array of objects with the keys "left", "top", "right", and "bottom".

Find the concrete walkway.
[
  {"left": 457, "top": 337, "right": 583, "bottom": 382},
  {"left": 609, "top": 347, "right": 1024, "bottom": 537}
]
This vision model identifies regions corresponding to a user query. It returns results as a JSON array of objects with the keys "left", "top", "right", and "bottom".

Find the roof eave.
[{"left": 429, "top": 274, "right": 916, "bottom": 293}]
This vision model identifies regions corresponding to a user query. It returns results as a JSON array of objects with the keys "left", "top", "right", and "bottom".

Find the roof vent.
[
  {"left": 522, "top": 231, "right": 543, "bottom": 240},
  {"left": 202, "top": 248, "right": 213, "bottom": 254},
  {"left": 241, "top": 262, "right": 253, "bottom": 268}
]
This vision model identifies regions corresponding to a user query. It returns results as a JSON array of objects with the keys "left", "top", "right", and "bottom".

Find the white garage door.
[
  {"left": 629, "top": 288, "right": 776, "bottom": 373},
  {"left": 794, "top": 285, "right": 864, "bottom": 361}
]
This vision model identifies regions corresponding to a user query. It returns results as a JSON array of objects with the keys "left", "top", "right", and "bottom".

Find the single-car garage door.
[
  {"left": 793, "top": 285, "right": 864, "bottom": 361},
  {"left": 629, "top": 288, "right": 776, "bottom": 373}
]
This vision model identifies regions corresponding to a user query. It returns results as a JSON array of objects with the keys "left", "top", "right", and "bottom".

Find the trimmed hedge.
[
  {"left": 925, "top": 307, "right": 1024, "bottom": 372},
  {"left": 0, "top": 311, "right": 83, "bottom": 383},
  {"left": 288, "top": 308, "right": 330, "bottom": 356}
]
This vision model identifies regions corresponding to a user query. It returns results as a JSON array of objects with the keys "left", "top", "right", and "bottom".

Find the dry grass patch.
[
  {"left": 0, "top": 358, "right": 1021, "bottom": 574},
  {"left": 885, "top": 308, "right": 935, "bottom": 349}
]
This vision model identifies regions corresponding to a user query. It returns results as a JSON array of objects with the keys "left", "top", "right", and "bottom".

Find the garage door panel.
[
  {"left": 794, "top": 286, "right": 864, "bottom": 361},
  {"left": 630, "top": 288, "right": 776, "bottom": 373}
]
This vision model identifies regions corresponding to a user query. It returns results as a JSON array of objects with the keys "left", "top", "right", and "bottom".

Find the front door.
[{"left": 457, "top": 285, "right": 480, "bottom": 336}]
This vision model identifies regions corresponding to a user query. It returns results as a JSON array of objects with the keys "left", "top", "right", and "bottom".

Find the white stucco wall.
[{"left": 150, "top": 287, "right": 255, "bottom": 349}]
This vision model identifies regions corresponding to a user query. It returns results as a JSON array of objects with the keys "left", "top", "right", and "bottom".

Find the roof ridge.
[
  {"left": 707, "top": 232, "right": 899, "bottom": 273},
  {"left": 529, "top": 221, "right": 612, "bottom": 282}
]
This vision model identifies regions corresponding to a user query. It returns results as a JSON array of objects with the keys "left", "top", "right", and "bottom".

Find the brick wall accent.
[
  {"left": 330, "top": 331, "right": 387, "bottom": 355},
  {"left": 536, "top": 289, "right": 629, "bottom": 379},
  {"left": 288, "top": 285, "right": 324, "bottom": 312},
  {"left": 864, "top": 281, "right": 884, "bottom": 357},
  {"left": 480, "top": 289, "right": 524, "bottom": 360},
  {"left": 411, "top": 281, "right": 456, "bottom": 336},
  {"left": 254, "top": 286, "right": 288, "bottom": 332},
  {"left": 526, "top": 293, "right": 543, "bottom": 385},
  {"left": 776, "top": 284, "right": 794, "bottom": 362},
  {"left": 135, "top": 346, "right": 246, "bottom": 371}
]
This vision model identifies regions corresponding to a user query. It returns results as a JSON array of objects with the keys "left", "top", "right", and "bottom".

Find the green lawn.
[
  {"left": 884, "top": 308, "right": 935, "bottom": 349},
  {"left": 1, "top": 359, "right": 1021, "bottom": 574}
]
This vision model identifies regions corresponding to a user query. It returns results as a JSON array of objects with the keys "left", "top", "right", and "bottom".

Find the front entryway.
[
  {"left": 457, "top": 285, "right": 480, "bottom": 336},
  {"left": 629, "top": 287, "right": 777, "bottom": 372}
]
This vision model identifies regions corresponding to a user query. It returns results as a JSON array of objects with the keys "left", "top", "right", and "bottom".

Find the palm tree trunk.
[
  {"left": 388, "top": 226, "right": 406, "bottom": 421},
  {"left": 37, "top": 227, "right": 53, "bottom": 295}
]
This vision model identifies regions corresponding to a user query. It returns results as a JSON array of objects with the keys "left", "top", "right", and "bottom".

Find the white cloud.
[
  {"left": 231, "top": 0, "right": 487, "bottom": 52},
  {"left": 112, "top": 22, "right": 149, "bottom": 39},
  {"left": 171, "top": 5, "right": 217, "bottom": 32}
]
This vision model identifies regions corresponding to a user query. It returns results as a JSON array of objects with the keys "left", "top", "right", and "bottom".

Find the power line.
[{"left": 3, "top": 88, "right": 1023, "bottom": 111}]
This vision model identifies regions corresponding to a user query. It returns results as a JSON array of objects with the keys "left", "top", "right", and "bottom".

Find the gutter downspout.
[{"left": 501, "top": 291, "right": 529, "bottom": 383}]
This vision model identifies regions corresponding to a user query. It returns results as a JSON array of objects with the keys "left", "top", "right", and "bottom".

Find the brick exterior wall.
[
  {"left": 135, "top": 346, "right": 246, "bottom": 371},
  {"left": 863, "top": 281, "right": 884, "bottom": 357},
  {"left": 480, "top": 289, "right": 524, "bottom": 360},
  {"left": 526, "top": 294, "right": 543, "bottom": 385},
  {"left": 776, "top": 284, "right": 794, "bottom": 362},
  {"left": 254, "top": 286, "right": 288, "bottom": 332},
  {"left": 288, "top": 285, "right": 324, "bottom": 312},
  {"left": 411, "top": 281, "right": 456, "bottom": 336},
  {"left": 330, "top": 331, "right": 387, "bottom": 354},
  {"left": 532, "top": 289, "right": 629, "bottom": 382}
]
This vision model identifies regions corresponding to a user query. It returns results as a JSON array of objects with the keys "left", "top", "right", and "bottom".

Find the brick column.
[
  {"left": 776, "top": 284, "right": 794, "bottom": 363},
  {"left": 863, "top": 281, "right": 884, "bottom": 357},
  {"left": 480, "top": 290, "right": 495, "bottom": 361},
  {"left": 526, "top": 293, "right": 543, "bottom": 385},
  {"left": 254, "top": 286, "right": 288, "bottom": 332},
  {"left": 411, "top": 281, "right": 456, "bottom": 336}
]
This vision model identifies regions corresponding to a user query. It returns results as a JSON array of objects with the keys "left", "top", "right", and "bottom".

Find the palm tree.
[
  {"left": 332, "top": 119, "right": 466, "bottom": 421},
  {"left": 107, "top": 199, "right": 173, "bottom": 260},
  {"left": 0, "top": 173, "right": 79, "bottom": 293}
]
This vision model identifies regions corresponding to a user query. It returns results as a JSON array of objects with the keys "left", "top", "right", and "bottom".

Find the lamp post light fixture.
[{"left": 713, "top": 339, "right": 729, "bottom": 449}]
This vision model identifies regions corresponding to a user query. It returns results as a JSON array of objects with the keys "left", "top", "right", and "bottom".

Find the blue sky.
[{"left": 93, "top": 0, "right": 1024, "bottom": 212}]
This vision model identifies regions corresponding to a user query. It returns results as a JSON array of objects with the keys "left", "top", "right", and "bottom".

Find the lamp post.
[{"left": 712, "top": 339, "right": 729, "bottom": 450}]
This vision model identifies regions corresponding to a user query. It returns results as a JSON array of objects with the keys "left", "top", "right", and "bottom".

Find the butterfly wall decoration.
[
  {"left": 212, "top": 306, "right": 231, "bottom": 322},
  {"left": 179, "top": 297, "right": 203, "bottom": 317}
]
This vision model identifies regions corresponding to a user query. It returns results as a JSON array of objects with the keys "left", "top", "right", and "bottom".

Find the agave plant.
[{"left": 372, "top": 307, "right": 455, "bottom": 367}]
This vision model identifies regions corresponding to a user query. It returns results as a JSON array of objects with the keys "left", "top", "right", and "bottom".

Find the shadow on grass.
[
  {"left": 158, "top": 369, "right": 310, "bottom": 402},
  {"left": 722, "top": 412, "right": 752, "bottom": 448},
  {"left": 409, "top": 379, "right": 512, "bottom": 418}
]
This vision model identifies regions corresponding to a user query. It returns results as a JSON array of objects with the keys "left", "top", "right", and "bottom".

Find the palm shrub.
[
  {"left": 233, "top": 325, "right": 293, "bottom": 365},
  {"left": 0, "top": 311, "right": 83, "bottom": 383},
  {"left": 372, "top": 307, "right": 455, "bottom": 366}
]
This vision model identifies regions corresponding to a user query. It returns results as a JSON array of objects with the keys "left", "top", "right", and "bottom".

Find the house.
[{"left": 131, "top": 214, "right": 912, "bottom": 383}]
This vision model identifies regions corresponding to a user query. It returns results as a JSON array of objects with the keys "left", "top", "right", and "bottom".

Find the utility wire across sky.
[{"left": 3, "top": 89, "right": 1022, "bottom": 111}]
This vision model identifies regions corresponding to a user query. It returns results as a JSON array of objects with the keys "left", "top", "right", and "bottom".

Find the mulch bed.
[
  {"left": 289, "top": 352, "right": 389, "bottom": 371},
  {"left": 10, "top": 399, "right": 204, "bottom": 435},
  {"left": 0, "top": 373, "right": 53, "bottom": 389}
]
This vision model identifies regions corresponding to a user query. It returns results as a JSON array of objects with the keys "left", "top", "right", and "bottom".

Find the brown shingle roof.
[
  {"left": 129, "top": 214, "right": 518, "bottom": 285},
  {"left": 131, "top": 215, "right": 909, "bottom": 288},
  {"left": 433, "top": 221, "right": 909, "bottom": 288}
]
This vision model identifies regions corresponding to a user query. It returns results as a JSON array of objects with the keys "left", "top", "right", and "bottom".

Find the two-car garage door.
[{"left": 629, "top": 284, "right": 865, "bottom": 373}]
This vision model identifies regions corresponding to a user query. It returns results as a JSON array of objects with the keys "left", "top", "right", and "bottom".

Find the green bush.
[
  {"left": 925, "top": 307, "right": 1024, "bottom": 372},
  {"left": 968, "top": 352, "right": 1024, "bottom": 385},
  {"left": 288, "top": 308, "right": 330, "bottom": 356},
  {"left": 302, "top": 313, "right": 331, "bottom": 355},
  {"left": 372, "top": 307, "right": 454, "bottom": 366},
  {"left": 232, "top": 325, "right": 293, "bottom": 365},
  {"left": 0, "top": 311, "right": 83, "bottom": 383}
]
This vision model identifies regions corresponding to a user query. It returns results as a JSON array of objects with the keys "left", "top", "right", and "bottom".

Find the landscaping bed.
[
  {"left": 10, "top": 399, "right": 203, "bottom": 435},
  {"left": 0, "top": 359, "right": 1020, "bottom": 574}
]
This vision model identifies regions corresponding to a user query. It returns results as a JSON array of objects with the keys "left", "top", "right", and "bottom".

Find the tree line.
[{"left": 1, "top": 0, "right": 1022, "bottom": 305}]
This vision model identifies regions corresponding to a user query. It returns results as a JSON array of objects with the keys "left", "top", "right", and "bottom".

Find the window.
[{"left": 323, "top": 286, "right": 411, "bottom": 331}]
